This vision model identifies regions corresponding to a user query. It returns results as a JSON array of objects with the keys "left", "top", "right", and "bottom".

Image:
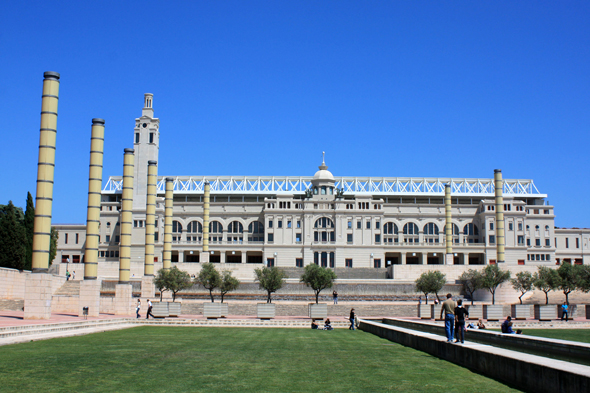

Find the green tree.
[
  {"left": 49, "top": 227, "right": 58, "bottom": 266},
  {"left": 480, "top": 264, "right": 511, "bottom": 305},
  {"left": 534, "top": 266, "right": 559, "bottom": 305},
  {"left": 0, "top": 201, "right": 27, "bottom": 270},
  {"left": 300, "top": 264, "right": 337, "bottom": 304},
  {"left": 219, "top": 270, "right": 240, "bottom": 303},
  {"left": 254, "top": 266, "right": 287, "bottom": 303},
  {"left": 24, "top": 192, "right": 35, "bottom": 271},
  {"left": 153, "top": 269, "right": 169, "bottom": 301},
  {"left": 415, "top": 271, "right": 447, "bottom": 304},
  {"left": 196, "top": 262, "right": 221, "bottom": 302},
  {"left": 578, "top": 265, "right": 590, "bottom": 293},
  {"left": 511, "top": 271, "right": 534, "bottom": 304},
  {"left": 556, "top": 262, "right": 584, "bottom": 305},
  {"left": 166, "top": 267, "right": 193, "bottom": 302},
  {"left": 458, "top": 269, "right": 482, "bottom": 305}
]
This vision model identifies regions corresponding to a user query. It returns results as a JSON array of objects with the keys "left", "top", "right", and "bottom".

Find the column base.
[
  {"left": 24, "top": 273, "right": 53, "bottom": 319},
  {"left": 114, "top": 284, "right": 133, "bottom": 316},
  {"left": 201, "top": 252, "right": 210, "bottom": 263},
  {"left": 141, "top": 276, "right": 155, "bottom": 298},
  {"left": 445, "top": 254, "right": 454, "bottom": 265},
  {"left": 79, "top": 279, "right": 102, "bottom": 317}
]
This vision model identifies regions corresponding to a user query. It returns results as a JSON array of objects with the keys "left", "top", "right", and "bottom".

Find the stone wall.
[{"left": 0, "top": 267, "right": 29, "bottom": 299}]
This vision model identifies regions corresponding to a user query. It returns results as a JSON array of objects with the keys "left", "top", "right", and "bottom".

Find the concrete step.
[{"left": 54, "top": 281, "right": 80, "bottom": 296}]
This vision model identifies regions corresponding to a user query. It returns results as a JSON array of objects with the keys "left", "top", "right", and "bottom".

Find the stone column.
[
  {"left": 162, "top": 177, "right": 173, "bottom": 270},
  {"left": 25, "top": 71, "right": 60, "bottom": 319},
  {"left": 119, "top": 149, "right": 134, "bottom": 284},
  {"left": 444, "top": 184, "right": 453, "bottom": 265},
  {"left": 114, "top": 283, "right": 133, "bottom": 316},
  {"left": 79, "top": 280, "right": 101, "bottom": 317},
  {"left": 494, "top": 169, "right": 505, "bottom": 263},
  {"left": 201, "top": 181, "right": 210, "bottom": 263},
  {"left": 420, "top": 253, "right": 426, "bottom": 265},
  {"left": 144, "top": 160, "right": 157, "bottom": 275}
]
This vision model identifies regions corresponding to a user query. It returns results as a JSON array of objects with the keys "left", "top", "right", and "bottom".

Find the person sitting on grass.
[
  {"left": 477, "top": 319, "right": 486, "bottom": 329},
  {"left": 311, "top": 321, "right": 319, "bottom": 329},
  {"left": 501, "top": 316, "right": 522, "bottom": 334},
  {"left": 323, "top": 318, "right": 333, "bottom": 330}
]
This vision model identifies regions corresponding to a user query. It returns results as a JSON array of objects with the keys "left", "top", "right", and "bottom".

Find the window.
[
  {"left": 321, "top": 186, "right": 326, "bottom": 195},
  {"left": 287, "top": 221, "right": 291, "bottom": 228},
  {"left": 576, "top": 238, "right": 580, "bottom": 248},
  {"left": 115, "top": 235, "right": 119, "bottom": 244},
  {"left": 566, "top": 238, "right": 569, "bottom": 248},
  {"left": 314, "top": 252, "right": 319, "bottom": 265},
  {"left": 403, "top": 223, "right": 419, "bottom": 243},
  {"left": 374, "top": 259, "right": 381, "bottom": 268},
  {"left": 546, "top": 254, "right": 550, "bottom": 261},
  {"left": 248, "top": 221, "right": 264, "bottom": 242},
  {"left": 544, "top": 209, "right": 549, "bottom": 214},
  {"left": 296, "top": 221, "right": 301, "bottom": 228},
  {"left": 518, "top": 222, "right": 523, "bottom": 231},
  {"left": 489, "top": 235, "right": 495, "bottom": 244},
  {"left": 423, "top": 223, "right": 439, "bottom": 243},
  {"left": 535, "top": 239, "right": 541, "bottom": 246},
  {"left": 463, "top": 223, "right": 479, "bottom": 237},
  {"left": 345, "top": 258, "right": 353, "bottom": 268},
  {"left": 172, "top": 221, "right": 183, "bottom": 233},
  {"left": 135, "top": 133, "right": 139, "bottom": 143},
  {"left": 106, "top": 235, "right": 110, "bottom": 243},
  {"left": 489, "top": 222, "right": 494, "bottom": 230},
  {"left": 187, "top": 221, "right": 203, "bottom": 233},
  {"left": 330, "top": 252, "right": 335, "bottom": 268},
  {"left": 227, "top": 221, "right": 243, "bottom": 234},
  {"left": 268, "top": 233, "right": 274, "bottom": 242},
  {"left": 366, "top": 221, "right": 371, "bottom": 229},
  {"left": 65, "top": 233, "right": 69, "bottom": 244},
  {"left": 545, "top": 239, "right": 550, "bottom": 247},
  {"left": 267, "top": 258, "right": 274, "bottom": 267},
  {"left": 295, "top": 233, "right": 302, "bottom": 243},
  {"left": 278, "top": 220, "right": 283, "bottom": 228},
  {"left": 508, "top": 222, "right": 513, "bottom": 231},
  {"left": 149, "top": 133, "right": 154, "bottom": 143},
  {"left": 375, "top": 234, "right": 381, "bottom": 243},
  {"left": 268, "top": 220, "right": 273, "bottom": 228},
  {"left": 375, "top": 221, "right": 380, "bottom": 229},
  {"left": 348, "top": 221, "right": 352, "bottom": 229},
  {"left": 347, "top": 234, "right": 353, "bottom": 243},
  {"left": 527, "top": 238, "right": 530, "bottom": 246},
  {"left": 357, "top": 221, "right": 361, "bottom": 229},
  {"left": 518, "top": 236, "right": 524, "bottom": 245},
  {"left": 296, "top": 258, "right": 303, "bottom": 268}
]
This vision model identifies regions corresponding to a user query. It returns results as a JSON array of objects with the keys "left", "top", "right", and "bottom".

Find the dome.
[{"left": 312, "top": 152, "right": 335, "bottom": 183}]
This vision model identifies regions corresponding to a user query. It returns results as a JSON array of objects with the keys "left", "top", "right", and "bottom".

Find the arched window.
[
  {"left": 423, "top": 223, "right": 439, "bottom": 244},
  {"left": 248, "top": 221, "right": 264, "bottom": 242},
  {"left": 209, "top": 221, "right": 223, "bottom": 243},
  {"left": 228, "top": 221, "right": 243, "bottom": 243},
  {"left": 321, "top": 186, "right": 326, "bottom": 195},
  {"left": 403, "top": 223, "right": 419, "bottom": 243},
  {"left": 463, "top": 223, "right": 479, "bottom": 243},
  {"left": 314, "top": 217, "right": 335, "bottom": 243},
  {"left": 187, "top": 221, "right": 202, "bottom": 233},
  {"left": 172, "top": 221, "right": 183, "bottom": 233},
  {"left": 383, "top": 222, "right": 399, "bottom": 244},
  {"left": 313, "top": 187, "right": 318, "bottom": 195},
  {"left": 444, "top": 224, "right": 460, "bottom": 244}
]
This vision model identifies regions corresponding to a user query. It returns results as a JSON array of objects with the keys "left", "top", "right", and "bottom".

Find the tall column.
[
  {"left": 162, "top": 177, "right": 173, "bottom": 270},
  {"left": 444, "top": 184, "right": 453, "bottom": 265},
  {"left": 25, "top": 71, "right": 60, "bottom": 319},
  {"left": 119, "top": 149, "right": 134, "bottom": 283},
  {"left": 494, "top": 169, "right": 505, "bottom": 263},
  {"left": 32, "top": 71, "right": 60, "bottom": 273},
  {"left": 144, "top": 160, "right": 157, "bottom": 276},
  {"left": 84, "top": 118, "right": 105, "bottom": 280},
  {"left": 202, "top": 181, "right": 210, "bottom": 263}
]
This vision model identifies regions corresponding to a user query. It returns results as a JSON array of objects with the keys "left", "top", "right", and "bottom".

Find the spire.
[{"left": 319, "top": 151, "right": 328, "bottom": 170}]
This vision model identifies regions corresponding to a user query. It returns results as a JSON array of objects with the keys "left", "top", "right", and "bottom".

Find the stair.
[{"left": 53, "top": 281, "right": 80, "bottom": 296}]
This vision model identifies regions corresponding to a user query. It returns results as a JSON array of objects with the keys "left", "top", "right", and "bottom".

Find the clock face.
[{"left": 143, "top": 123, "right": 147, "bottom": 128}]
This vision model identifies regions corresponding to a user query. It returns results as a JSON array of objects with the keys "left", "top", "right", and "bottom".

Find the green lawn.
[
  {"left": 516, "top": 328, "right": 590, "bottom": 344},
  {"left": 0, "top": 327, "right": 520, "bottom": 393}
]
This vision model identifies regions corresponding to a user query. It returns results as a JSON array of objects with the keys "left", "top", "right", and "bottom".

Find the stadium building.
[{"left": 55, "top": 95, "right": 590, "bottom": 279}]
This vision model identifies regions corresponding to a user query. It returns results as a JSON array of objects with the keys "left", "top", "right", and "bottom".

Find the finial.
[{"left": 318, "top": 151, "right": 328, "bottom": 170}]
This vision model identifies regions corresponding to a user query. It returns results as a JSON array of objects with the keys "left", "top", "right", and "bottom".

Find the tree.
[
  {"left": 219, "top": 270, "right": 240, "bottom": 303},
  {"left": 153, "top": 269, "right": 169, "bottom": 301},
  {"left": 511, "top": 271, "right": 534, "bottom": 304},
  {"left": 556, "top": 262, "right": 584, "bottom": 305},
  {"left": 458, "top": 269, "right": 482, "bottom": 305},
  {"left": 196, "top": 263, "right": 221, "bottom": 302},
  {"left": 480, "top": 264, "right": 511, "bottom": 305},
  {"left": 415, "top": 271, "right": 447, "bottom": 304},
  {"left": 24, "top": 192, "right": 35, "bottom": 271},
  {"left": 166, "top": 267, "right": 193, "bottom": 302},
  {"left": 534, "top": 266, "right": 559, "bottom": 305},
  {"left": 254, "top": 266, "right": 287, "bottom": 303},
  {"left": 300, "top": 264, "right": 337, "bottom": 304},
  {"left": 0, "top": 201, "right": 27, "bottom": 270},
  {"left": 578, "top": 265, "right": 590, "bottom": 294},
  {"left": 49, "top": 227, "right": 58, "bottom": 266}
]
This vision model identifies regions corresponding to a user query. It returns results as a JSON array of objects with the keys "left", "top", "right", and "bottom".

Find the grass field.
[
  {"left": 512, "top": 328, "right": 590, "bottom": 344},
  {"left": 0, "top": 327, "right": 520, "bottom": 393}
]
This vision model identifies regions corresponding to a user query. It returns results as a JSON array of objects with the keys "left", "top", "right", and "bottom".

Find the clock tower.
[{"left": 133, "top": 93, "right": 160, "bottom": 210}]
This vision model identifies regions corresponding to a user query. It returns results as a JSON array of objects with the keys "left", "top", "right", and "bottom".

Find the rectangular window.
[
  {"left": 357, "top": 221, "right": 361, "bottom": 229},
  {"left": 267, "top": 258, "right": 274, "bottom": 267},
  {"left": 566, "top": 238, "right": 569, "bottom": 248},
  {"left": 154, "top": 232, "right": 159, "bottom": 241},
  {"left": 518, "top": 236, "right": 524, "bottom": 245},
  {"left": 376, "top": 221, "right": 380, "bottom": 229},
  {"left": 115, "top": 251, "right": 119, "bottom": 258},
  {"left": 347, "top": 234, "right": 353, "bottom": 243},
  {"left": 374, "top": 259, "right": 381, "bottom": 268},
  {"left": 536, "top": 254, "right": 540, "bottom": 261},
  {"left": 541, "top": 254, "right": 545, "bottom": 261},
  {"left": 100, "top": 251, "right": 105, "bottom": 258},
  {"left": 278, "top": 220, "right": 283, "bottom": 228},
  {"left": 296, "top": 233, "right": 301, "bottom": 243},
  {"left": 544, "top": 209, "right": 549, "bottom": 214},
  {"left": 527, "top": 239, "right": 530, "bottom": 246},
  {"left": 545, "top": 239, "right": 550, "bottom": 247},
  {"left": 518, "top": 260, "right": 525, "bottom": 265},
  {"left": 296, "top": 258, "right": 303, "bottom": 268},
  {"left": 546, "top": 254, "right": 550, "bottom": 261},
  {"left": 75, "top": 233, "right": 79, "bottom": 244},
  {"left": 115, "top": 235, "right": 120, "bottom": 244},
  {"left": 348, "top": 221, "right": 352, "bottom": 229},
  {"left": 134, "top": 220, "right": 138, "bottom": 228},
  {"left": 267, "top": 233, "right": 274, "bottom": 242},
  {"left": 508, "top": 222, "right": 513, "bottom": 231},
  {"left": 287, "top": 221, "right": 291, "bottom": 228},
  {"left": 65, "top": 233, "right": 69, "bottom": 244},
  {"left": 296, "top": 221, "right": 301, "bottom": 228},
  {"left": 345, "top": 258, "right": 353, "bottom": 268},
  {"left": 489, "top": 235, "right": 495, "bottom": 244},
  {"left": 366, "top": 221, "right": 371, "bottom": 229},
  {"left": 535, "top": 239, "right": 541, "bottom": 246},
  {"left": 135, "top": 133, "right": 139, "bottom": 143},
  {"left": 489, "top": 222, "right": 494, "bottom": 230},
  {"left": 268, "top": 220, "right": 273, "bottom": 228},
  {"left": 576, "top": 238, "right": 580, "bottom": 248},
  {"left": 106, "top": 235, "right": 110, "bottom": 243},
  {"left": 149, "top": 133, "right": 154, "bottom": 143},
  {"left": 375, "top": 234, "right": 381, "bottom": 243},
  {"left": 518, "top": 222, "right": 523, "bottom": 231}
]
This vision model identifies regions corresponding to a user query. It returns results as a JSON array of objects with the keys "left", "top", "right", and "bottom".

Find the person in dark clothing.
[
  {"left": 454, "top": 299, "right": 469, "bottom": 343},
  {"left": 311, "top": 321, "right": 319, "bottom": 329},
  {"left": 349, "top": 308, "right": 356, "bottom": 330},
  {"left": 146, "top": 299, "right": 154, "bottom": 319},
  {"left": 501, "top": 316, "right": 522, "bottom": 334}
]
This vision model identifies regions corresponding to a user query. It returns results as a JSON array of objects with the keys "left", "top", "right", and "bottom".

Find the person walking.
[
  {"left": 349, "top": 308, "right": 356, "bottom": 330},
  {"left": 136, "top": 299, "right": 141, "bottom": 319},
  {"left": 454, "top": 299, "right": 469, "bottom": 344},
  {"left": 561, "top": 302, "right": 569, "bottom": 322},
  {"left": 333, "top": 290, "right": 338, "bottom": 305},
  {"left": 146, "top": 299, "right": 154, "bottom": 319},
  {"left": 440, "top": 293, "right": 456, "bottom": 343},
  {"left": 72, "top": 271, "right": 76, "bottom": 280},
  {"left": 66, "top": 270, "right": 70, "bottom": 281}
]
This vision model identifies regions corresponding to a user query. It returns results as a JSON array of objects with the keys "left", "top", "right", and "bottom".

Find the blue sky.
[{"left": 1, "top": 1, "right": 589, "bottom": 227}]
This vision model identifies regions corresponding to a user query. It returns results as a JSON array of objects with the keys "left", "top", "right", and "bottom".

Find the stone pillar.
[
  {"left": 445, "top": 184, "right": 454, "bottom": 264},
  {"left": 420, "top": 253, "right": 426, "bottom": 265},
  {"left": 162, "top": 177, "right": 173, "bottom": 270},
  {"left": 144, "top": 161, "right": 157, "bottom": 275},
  {"left": 84, "top": 118, "right": 105, "bottom": 280},
  {"left": 78, "top": 279, "right": 101, "bottom": 317},
  {"left": 114, "top": 284, "right": 133, "bottom": 315},
  {"left": 24, "top": 273, "right": 53, "bottom": 319},
  {"left": 32, "top": 71, "right": 60, "bottom": 273},
  {"left": 201, "top": 181, "right": 210, "bottom": 263},
  {"left": 494, "top": 169, "right": 505, "bottom": 263},
  {"left": 141, "top": 275, "right": 155, "bottom": 298},
  {"left": 400, "top": 252, "right": 406, "bottom": 264},
  {"left": 119, "top": 149, "right": 134, "bottom": 284}
]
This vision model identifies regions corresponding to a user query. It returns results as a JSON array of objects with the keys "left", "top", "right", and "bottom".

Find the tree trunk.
[
  {"left": 565, "top": 291, "right": 569, "bottom": 305},
  {"left": 221, "top": 293, "right": 225, "bottom": 303},
  {"left": 172, "top": 292, "right": 176, "bottom": 302},
  {"left": 424, "top": 293, "right": 429, "bottom": 305},
  {"left": 519, "top": 293, "right": 523, "bottom": 304},
  {"left": 209, "top": 289, "right": 215, "bottom": 302},
  {"left": 267, "top": 292, "right": 271, "bottom": 304},
  {"left": 544, "top": 291, "right": 549, "bottom": 305},
  {"left": 491, "top": 290, "right": 496, "bottom": 305},
  {"left": 315, "top": 291, "right": 320, "bottom": 304}
]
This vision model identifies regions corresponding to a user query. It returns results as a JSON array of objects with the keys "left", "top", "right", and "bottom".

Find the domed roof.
[{"left": 312, "top": 152, "right": 334, "bottom": 183}]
